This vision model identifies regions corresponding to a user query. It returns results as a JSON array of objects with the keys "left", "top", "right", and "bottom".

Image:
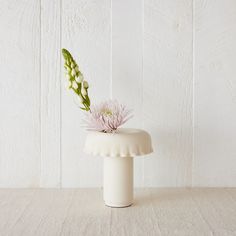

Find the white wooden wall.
[
  {"left": 193, "top": 0, "right": 236, "bottom": 187},
  {"left": 0, "top": 0, "right": 235, "bottom": 187}
]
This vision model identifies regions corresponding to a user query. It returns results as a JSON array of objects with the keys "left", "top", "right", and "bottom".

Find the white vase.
[
  {"left": 103, "top": 156, "right": 133, "bottom": 207},
  {"left": 84, "top": 128, "right": 153, "bottom": 208}
]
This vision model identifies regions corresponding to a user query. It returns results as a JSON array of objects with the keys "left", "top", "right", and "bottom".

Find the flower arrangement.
[{"left": 62, "top": 48, "right": 132, "bottom": 133}]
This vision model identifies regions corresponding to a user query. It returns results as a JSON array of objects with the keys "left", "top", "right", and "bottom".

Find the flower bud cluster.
[{"left": 62, "top": 48, "right": 90, "bottom": 111}]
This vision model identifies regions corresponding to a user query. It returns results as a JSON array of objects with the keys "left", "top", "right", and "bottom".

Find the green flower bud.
[
  {"left": 64, "top": 64, "right": 70, "bottom": 70},
  {"left": 81, "top": 87, "right": 87, "bottom": 96},
  {"left": 72, "top": 81, "right": 78, "bottom": 89},
  {"left": 83, "top": 81, "right": 89, "bottom": 89},
  {"left": 78, "top": 94, "right": 84, "bottom": 103},
  {"left": 75, "top": 66, "right": 79, "bottom": 73},
  {"left": 75, "top": 75, "right": 83, "bottom": 83},
  {"left": 71, "top": 62, "right": 75, "bottom": 68},
  {"left": 71, "top": 69, "right": 76, "bottom": 76}
]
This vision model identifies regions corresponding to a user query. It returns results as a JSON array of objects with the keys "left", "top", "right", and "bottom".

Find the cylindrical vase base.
[{"left": 103, "top": 156, "right": 133, "bottom": 208}]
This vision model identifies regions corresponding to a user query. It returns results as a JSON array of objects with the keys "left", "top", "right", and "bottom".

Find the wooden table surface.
[{"left": 0, "top": 188, "right": 235, "bottom": 236}]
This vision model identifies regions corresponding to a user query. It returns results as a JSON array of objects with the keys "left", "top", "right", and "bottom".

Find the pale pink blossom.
[{"left": 84, "top": 100, "right": 132, "bottom": 133}]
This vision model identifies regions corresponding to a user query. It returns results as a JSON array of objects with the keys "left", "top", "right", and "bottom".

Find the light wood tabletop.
[{"left": 0, "top": 188, "right": 235, "bottom": 236}]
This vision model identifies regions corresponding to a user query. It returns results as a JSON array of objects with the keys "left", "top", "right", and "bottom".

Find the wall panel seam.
[
  {"left": 40, "top": 0, "right": 42, "bottom": 187},
  {"left": 110, "top": 0, "right": 113, "bottom": 99},
  {"left": 59, "top": 0, "right": 62, "bottom": 188},
  {"left": 141, "top": 0, "right": 144, "bottom": 186},
  {"left": 192, "top": 0, "right": 195, "bottom": 187}
]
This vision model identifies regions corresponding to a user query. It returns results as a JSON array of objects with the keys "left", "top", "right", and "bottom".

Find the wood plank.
[
  {"left": 61, "top": 0, "right": 111, "bottom": 187},
  {"left": 0, "top": 190, "right": 35, "bottom": 234},
  {"left": 112, "top": 0, "right": 144, "bottom": 187},
  {"left": 150, "top": 188, "right": 212, "bottom": 235},
  {"left": 143, "top": 0, "right": 193, "bottom": 186},
  {"left": 0, "top": 0, "right": 40, "bottom": 187},
  {"left": 110, "top": 189, "right": 161, "bottom": 236},
  {"left": 194, "top": 0, "right": 236, "bottom": 186},
  {"left": 190, "top": 188, "right": 236, "bottom": 235},
  {"left": 60, "top": 189, "right": 111, "bottom": 236},
  {"left": 9, "top": 189, "right": 55, "bottom": 235},
  {"left": 40, "top": 0, "right": 61, "bottom": 187},
  {"left": 30, "top": 190, "right": 74, "bottom": 236},
  {"left": 9, "top": 189, "right": 74, "bottom": 235}
]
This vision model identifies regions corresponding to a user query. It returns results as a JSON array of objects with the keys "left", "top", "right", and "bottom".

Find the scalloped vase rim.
[{"left": 84, "top": 127, "right": 153, "bottom": 157}]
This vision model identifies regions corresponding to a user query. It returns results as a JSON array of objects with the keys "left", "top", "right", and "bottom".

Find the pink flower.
[{"left": 84, "top": 100, "right": 133, "bottom": 133}]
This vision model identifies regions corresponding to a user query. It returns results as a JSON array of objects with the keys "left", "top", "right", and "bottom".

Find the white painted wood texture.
[
  {"left": 112, "top": 0, "right": 144, "bottom": 186},
  {"left": 0, "top": 0, "right": 40, "bottom": 187},
  {"left": 143, "top": 0, "right": 193, "bottom": 187},
  {"left": 193, "top": 0, "right": 236, "bottom": 186},
  {"left": 0, "top": 0, "right": 236, "bottom": 187},
  {"left": 40, "top": 0, "right": 61, "bottom": 187},
  {"left": 0, "top": 188, "right": 235, "bottom": 235}
]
